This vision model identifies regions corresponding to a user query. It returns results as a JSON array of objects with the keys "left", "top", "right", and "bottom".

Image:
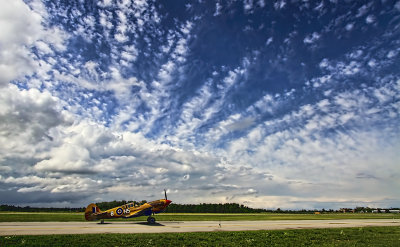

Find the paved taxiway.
[{"left": 0, "top": 219, "right": 398, "bottom": 235}]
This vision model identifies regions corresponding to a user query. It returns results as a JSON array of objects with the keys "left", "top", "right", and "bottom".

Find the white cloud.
[
  {"left": 98, "top": 0, "right": 113, "bottom": 8},
  {"left": 274, "top": 0, "right": 286, "bottom": 10},
  {"left": 365, "top": 15, "right": 376, "bottom": 24},
  {"left": 319, "top": 58, "right": 329, "bottom": 68},
  {"left": 387, "top": 50, "right": 397, "bottom": 59},
  {"left": 214, "top": 78, "right": 400, "bottom": 208},
  {"left": 99, "top": 10, "right": 113, "bottom": 29},
  {"left": 214, "top": 2, "right": 221, "bottom": 16},
  {"left": 1, "top": 175, "right": 101, "bottom": 194},
  {"left": 313, "top": 1, "right": 324, "bottom": 12},
  {"left": 158, "top": 61, "right": 176, "bottom": 83},
  {"left": 1, "top": 82, "right": 399, "bottom": 209},
  {"left": 303, "top": 32, "right": 320, "bottom": 44},
  {"left": 167, "top": 66, "right": 246, "bottom": 148},
  {"left": 345, "top": 23, "right": 354, "bottom": 31},
  {"left": 1, "top": 0, "right": 399, "bottom": 209},
  {"left": 115, "top": 33, "right": 129, "bottom": 43},
  {"left": 112, "top": 20, "right": 194, "bottom": 135},
  {"left": 396, "top": 1, "right": 400, "bottom": 11},
  {"left": 243, "top": 0, "right": 254, "bottom": 12},
  {"left": 0, "top": 0, "right": 42, "bottom": 86},
  {"left": 0, "top": 85, "right": 71, "bottom": 157},
  {"left": 0, "top": 0, "right": 67, "bottom": 87},
  {"left": 356, "top": 4, "right": 371, "bottom": 18},
  {"left": 121, "top": 45, "right": 138, "bottom": 62},
  {"left": 35, "top": 41, "right": 54, "bottom": 55},
  {"left": 34, "top": 144, "right": 92, "bottom": 173},
  {"left": 266, "top": 37, "right": 273, "bottom": 46}
]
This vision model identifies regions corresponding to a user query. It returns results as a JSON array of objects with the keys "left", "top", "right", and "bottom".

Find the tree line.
[
  {"left": 0, "top": 205, "right": 84, "bottom": 212},
  {"left": 167, "top": 203, "right": 267, "bottom": 213},
  {"left": 0, "top": 202, "right": 266, "bottom": 213},
  {"left": 1, "top": 203, "right": 398, "bottom": 213},
  {"left": 0, "top": 202, "right": 265, "bottom": 213}
]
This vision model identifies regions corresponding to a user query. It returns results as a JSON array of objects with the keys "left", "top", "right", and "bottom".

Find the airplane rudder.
[
  {"left": 84, "top": 203, "right": 96, "bottom": 213},
  {"left": 85, "top": 203, "right": 101, "bottom": 213},
  {"left": 84, "top": 203, "right": 101, "bottom": 221}
]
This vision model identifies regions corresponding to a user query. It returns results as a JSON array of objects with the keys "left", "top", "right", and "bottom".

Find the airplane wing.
[{"left": 122, "top": 204, "right": 153, "bottom": 218}]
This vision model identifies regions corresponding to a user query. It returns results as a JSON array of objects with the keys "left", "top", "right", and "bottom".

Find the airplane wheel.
[
  {"left": 147, "top": 217, "right": 156, "bottom": 224},
  {"left": 100, "top": 219, "right": 104, "bottom": 224}
]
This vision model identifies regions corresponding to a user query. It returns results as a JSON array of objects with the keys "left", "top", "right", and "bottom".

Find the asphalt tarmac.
[{"left": 0, "top": 219, "right": 398, "bottom": 235}]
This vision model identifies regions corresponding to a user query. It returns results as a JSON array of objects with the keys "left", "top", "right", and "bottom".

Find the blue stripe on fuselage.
[{"left": 144, "top": 208, "right": 152, "bottom": 216}]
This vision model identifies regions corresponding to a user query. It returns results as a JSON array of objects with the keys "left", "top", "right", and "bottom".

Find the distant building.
[
  {"left": 340, "top": 208, "right": 354, "bottom": 213},
  {"left": 372, "top": 209, "right": 400, "bottom": 213}
]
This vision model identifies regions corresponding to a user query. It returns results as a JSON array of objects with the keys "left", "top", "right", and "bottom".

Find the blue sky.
[{"left": 0, "top": 0, "right": 399, "bottom": 209}]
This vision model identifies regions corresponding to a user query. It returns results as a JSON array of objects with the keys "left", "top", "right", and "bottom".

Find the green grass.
[
  {"left": 0, "top": 212, "right": 398, "bottom": 222},
  {"left": 0, "top": 212, "right": 85, "bottom": 222},
  {"left": 152, "top": 213, "right": 400, "bottom": 222},
  {"left": 1, "top": 227, "right": 399, "bottom": 246}
]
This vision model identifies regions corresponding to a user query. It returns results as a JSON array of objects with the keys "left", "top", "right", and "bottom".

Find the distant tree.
[{"left": 166, "top": 203, "right": 267, "bottom": 213}]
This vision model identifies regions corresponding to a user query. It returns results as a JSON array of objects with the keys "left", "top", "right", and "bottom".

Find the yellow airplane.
[{"left": 85, "top": 190, "right": 172, "bottom": 224}]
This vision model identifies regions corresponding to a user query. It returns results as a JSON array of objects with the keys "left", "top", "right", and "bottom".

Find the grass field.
[
  {"left": 0, "top": 212, "right": 398, "bottom": 222},
  {"left": 1, "top": 226, "right": 399, "bottom": 246}
]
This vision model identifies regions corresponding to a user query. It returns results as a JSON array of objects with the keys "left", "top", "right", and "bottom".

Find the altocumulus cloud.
[{"left": 0, "top": 0, "right": 399, "bottom": 209}]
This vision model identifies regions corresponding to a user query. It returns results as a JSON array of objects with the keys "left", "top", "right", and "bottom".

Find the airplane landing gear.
[
  {"left": 100, "top": 219, "right": 105, "bottom": 224},
  {"left": 147, "top": 216, "right": 156, "bottom": 224}
]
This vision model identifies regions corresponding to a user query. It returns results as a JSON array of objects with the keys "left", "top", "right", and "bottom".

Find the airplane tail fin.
[{"left": 85, "top": 203, "right": 102, "bottom": 221}]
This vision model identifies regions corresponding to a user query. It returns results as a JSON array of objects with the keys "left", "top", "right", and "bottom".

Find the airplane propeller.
[{"left": 164, "top": 189, "right": 168, "bottom": 200}]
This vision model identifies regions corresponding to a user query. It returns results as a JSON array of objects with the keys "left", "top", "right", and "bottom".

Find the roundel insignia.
[{"left": 116, "top": 208, "right": 123, "bottom": 215}]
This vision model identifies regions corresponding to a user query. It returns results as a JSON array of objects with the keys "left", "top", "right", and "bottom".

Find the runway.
[{"left": 0, "top": 219, "right": 398, "bottom": 235}]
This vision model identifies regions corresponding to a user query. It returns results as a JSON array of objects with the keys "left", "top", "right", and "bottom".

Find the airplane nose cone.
[{"left": 165, "top": 200, "right": 172, "bottom": 206}]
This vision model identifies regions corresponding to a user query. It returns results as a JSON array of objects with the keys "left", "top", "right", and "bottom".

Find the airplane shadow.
[
  {"left": 133, "top": 222, "right": 165, "bottom": 226},
  {"left": 95, "top": 221, "right": 165, "bottom": 226}
]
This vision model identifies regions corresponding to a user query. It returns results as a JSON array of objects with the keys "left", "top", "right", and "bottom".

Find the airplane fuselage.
[{"left": 85, "top": 199, "right": 172, "bottom": 221}]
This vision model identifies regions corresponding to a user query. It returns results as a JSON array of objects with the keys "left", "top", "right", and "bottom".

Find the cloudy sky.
[{"left": 0, "top": 0, "right": 399, "bottom": 209}]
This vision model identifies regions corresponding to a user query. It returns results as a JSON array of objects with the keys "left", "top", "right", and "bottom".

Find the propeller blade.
[{"left": 164, "top": 189, "right": 167, "bottom": 200}]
